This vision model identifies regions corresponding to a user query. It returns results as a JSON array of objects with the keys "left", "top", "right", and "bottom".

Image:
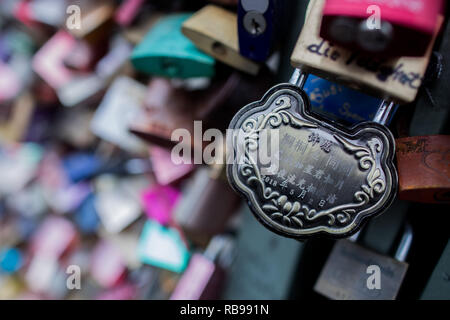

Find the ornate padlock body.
[{"left": 227, "top": 84, "right": 397, "bottom": 239}]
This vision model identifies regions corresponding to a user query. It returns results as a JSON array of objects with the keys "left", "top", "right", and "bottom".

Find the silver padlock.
[{"left": 227, "top": 68, "right": 398, "bottom": 239}]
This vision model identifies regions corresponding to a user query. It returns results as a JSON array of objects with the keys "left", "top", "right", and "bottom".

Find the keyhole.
[
  {"left": 251, "top": 18, "right": 261, "bottom": 35},
  {"left": 243, "top": 12, "right": 266, "bottom": 36}
]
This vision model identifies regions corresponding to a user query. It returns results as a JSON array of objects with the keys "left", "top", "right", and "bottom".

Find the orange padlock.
[{"left": 396, "top": 135, "right": 450, "bottom": 204}]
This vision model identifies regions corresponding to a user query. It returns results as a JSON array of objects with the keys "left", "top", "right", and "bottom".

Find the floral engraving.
[{"left": 236, "top": 96, "right": 387, "bottom": 231}]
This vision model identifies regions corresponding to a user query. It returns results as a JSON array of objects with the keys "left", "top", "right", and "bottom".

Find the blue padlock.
[
  {"left": 0, "top": 248, "right": 23, "bottom": 274},
  {"left": 303, "top": 74, "right": 396, "bottom": 126},
  {"left": 74, "top": 193, "right": 100, "bottom": 235},
  {"left": 62, "top": 153, "right": 103, "bottom": 183},
  {"left": 238, "top": 0, "right": 286, "bottom": 62}
]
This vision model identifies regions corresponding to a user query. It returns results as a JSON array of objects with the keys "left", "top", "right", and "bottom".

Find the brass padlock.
[
  {"left": 396, "top": 135, "right": 450, "bottom": 204},
  {"left": 181, "top": 4, "right": 260, "bottom": 75}
]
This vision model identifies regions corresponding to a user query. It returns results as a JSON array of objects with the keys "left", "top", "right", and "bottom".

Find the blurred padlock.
[
  {"left": 291, "top": 0, "right": 443, "bottom": 104},
  {"left": 303, "top": 74, "right": 388, "bottom": 126},
  {"left": 314, "top": 223, "right": 413, "bottom": 300},
  {"left": 129, "top": 70, "right": 271, "bottom": 151},
  {"left": 0, "top": 275, "right": 25, "bottom": 299},
  {"left": 115, "top": 0, "right": 145, "bottom": 27},
  {"left": 90, "top": 76, "right": 148, "bottom": 154},
  {"left": 67, "top": 0, "right": 115, "bottom": 46},
  {"left": 90, "top": 240, "right": 127, "bottom": 289},
  {"left": 0, "top": 247, "right": 23, "bottom": 275},
  {"left": 170, "top": 235, "right": 234, "bottom": 300},
  {"left": 0, "top": 60, "right": 21, "bottom": 104},
  {"left": 173, "top": 165, "right": 241, "bottom": 246},
  {"left": 182, "top": 5, "right": 260, "bottom": 75},
  {"left": 319, "top": 0, "right": 445, "bottom": 57},
  {"left": 149, "top": 146, "right": 195, "bottom": 186},
  {"left": 237, "top": 0, "right": 287, "bottom": 62},
  {"left": 0, "top": 91, "right": 35, "bottom": 143},
  {"left": 396, "top": 135, "right": 450, "bottom": 204},
  {"left": 137, "top": 220, "right": 191, "bottom": 274},
  {"left": 29, "top": 216, "right": 79, "bottom": 260},
  {"left": 94, "top": 175, "right": 147, "bottom": 234},
  {"left": 73, "top": 193, "right": 100, "bottom": 235},
  {"left": 32, "top": 30, "right": 77, "bottom": 91},
  {"left": 140, "top": 184, "right": 181, "bottom": 226},
  {"left": 131, "top": 13, "right": 215, "bottom": 79}
]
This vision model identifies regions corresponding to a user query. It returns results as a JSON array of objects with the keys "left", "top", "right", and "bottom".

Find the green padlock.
[{"left": 131, "top": 14, "right": 215, "bottom": 79}]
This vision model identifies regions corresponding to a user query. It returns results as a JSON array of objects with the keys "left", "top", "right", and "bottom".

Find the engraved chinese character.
[
  {"left": 306, "top": 183, "right": 317, "bottom": 194},
  {"left": 280, "top": 180, "right": 289, "bottom": 189},
  {"left": 314, "top": 169, "right": 325, "bottom": 180},
  {"left": 308, "top": 198, "right": 314, "bottom": 205},
  {"left": 282, "top": 133, "right": 295, "bottom": 148},
  {"left": 296, "top": 178, "right": 306, "bottom": 189},
  {"left": 286, "top": 174, "right": 296, "bottom": 185},
  {"left": 308, "top": 133, "right": 321, "bottom": 146},
  {"left": 326, "top": 193, "right": 337, "bottom": 204},
  {"left": 294, "top": 139, "right": 307, "bottom": 154},
  {"left": 277, "top": 169, "right": 287, "bottom": 180},
  {"left": 326, "top": 156, "right": 339, "bottom": 170},
  {"left": 323, "top": 174, "right": 334, "bottom": 185},
  {"left": 298, "top": 190, "right": 307, "bottom": 199},
  {"left": 303, "top": 165, "right": 314, "bottom": 175},
  {"left": 320, "top": 140, "right": 332, "bottom": 153}
]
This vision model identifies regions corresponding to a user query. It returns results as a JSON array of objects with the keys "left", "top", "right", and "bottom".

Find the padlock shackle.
[
  {"left": 394, "top": 223, "right": 413, "bottom": 262},
  {"left": 373, "top": 100, "right": 397, "bottom": 125},
  {"left": 289, "top": 68, "right": 308, "bottom": 89},
  {"left": 348, "top": 230, "right": 361, "bottom": 242},
  {"left": 204, "top": 234, "right": 234, "bottom": 264}
]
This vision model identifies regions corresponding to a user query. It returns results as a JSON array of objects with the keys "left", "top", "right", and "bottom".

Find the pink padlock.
[
  {"left": 141, "top": 184, "right": 181, "bottom": 226},
  {"left": 320, "top": 0, "right": 445, "bottom": 56}
]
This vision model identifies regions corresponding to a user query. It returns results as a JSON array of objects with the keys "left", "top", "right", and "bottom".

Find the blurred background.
[{"left": 0, "top": 0, "right": 449, "bottom": 300}]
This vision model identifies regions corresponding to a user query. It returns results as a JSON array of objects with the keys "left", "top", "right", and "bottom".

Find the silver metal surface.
[
  {"left": 373, "top": 100, "right": 396, "bottom": 125},
  {"left": 394, "top": 224, "right": 413, "bottom": 262},
  {"left": 289, "top": 68, "right": 307, "bottom": 88},
  {"left": 227, "top": 84, "right": 398, "bottom": 239}
]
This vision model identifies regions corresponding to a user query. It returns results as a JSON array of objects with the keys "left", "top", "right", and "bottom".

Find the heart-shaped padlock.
[{"left": 226, "top": 69, "right": 398, "bottom": 239}]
